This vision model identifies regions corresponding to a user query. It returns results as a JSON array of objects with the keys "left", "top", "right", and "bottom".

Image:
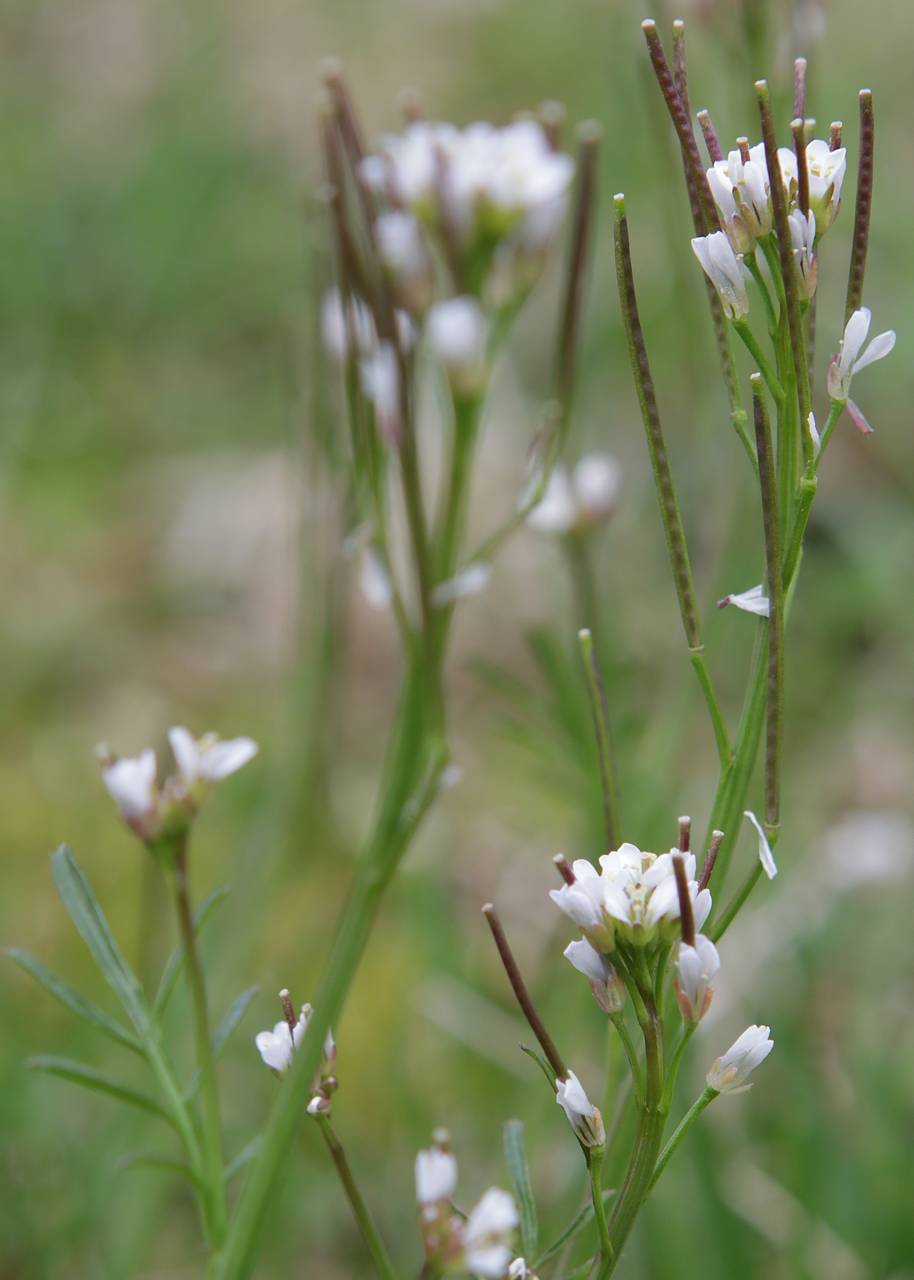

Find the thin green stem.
[
  {"left": 170, "top": 849, "right": 227, "bottom": 1250},
  {"left": 689, "top": 648, "right": 732, "bottom": 765},
  {"left": 649, "top": 1088, "right": 717, "bottom": 1190},
  {"left": 578, "top": 626, "right": 622, "bottom": 849},
  {"left": 734, "top": 320, "right": 784, "bottom": 403},
  {"left": 745, "top": 254, "right": 778, "bottom": 335},
  {"left": 610, "top": 1014, "right": 645, "bottom": 1106},
  {"left": 659, "top": 1024, "right": 697, "bottom": 1113},
  {"left": 814, "top": 400, "right": 846, "bottom": 468},
  {"left": 315, "top": 1115, "right": 398, "bottom": 1280},
  {"left": 589, "top": 1148, "right": 614, "bottom": 1269}
]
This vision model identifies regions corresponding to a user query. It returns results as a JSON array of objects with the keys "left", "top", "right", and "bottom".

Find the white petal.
[
  {"left": 102, "top": 750, "right": 157, "bottom": 820},
  {"left": 841, "top": 308, "right": 871, "bottom": 367},
  {"left": 719, "top": 584, "right": 770, "bottom": 617},
  {"left": 851, "top": 328, "right": 896, "bottom": 374},
  {"left": 198, "top": 737, "right": 258, "bottom": 781},
  {"left": 168, "top": 726, "right": 199, "bottom": 784},
  {"left": 744, "top": 810, "right": 778, "bottom": 879},
  {"left": 415, "top": 1148, "right": 458, "bottom": 1204},
  {"left": 431, "top": 562, "right": 492, "bottom": 607}
]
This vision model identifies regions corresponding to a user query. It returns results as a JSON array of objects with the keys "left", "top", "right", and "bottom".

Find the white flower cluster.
[
  {"left": 415, "top": 1138, "right": 518, "bottom": 1278},
  {"left": 693, "top": 135, "right": 846, "bottom": 316},
  {"left": 99, "top": 727, "right": 257, "bottom": 844},
  {"left": 550, "top": 842, "right": 711, "bottom": 951},
  {"left": 255, "top": 996, "right": 337, "bottom": 1115}
]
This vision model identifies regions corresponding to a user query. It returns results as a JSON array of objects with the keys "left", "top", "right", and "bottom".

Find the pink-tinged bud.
[
  {"left": 556, "top": 1071, "right": 605, "bottom": 1148},
  {"left": 675, "top": 934, "right": 720, "bottom": 1023}
]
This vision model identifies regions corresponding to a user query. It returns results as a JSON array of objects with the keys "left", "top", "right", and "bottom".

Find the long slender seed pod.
[
  {"left": 846, "top": 90, "right": 875, "bottom": 320},
  {"left": 697, "top": 109, "right": 724, "bottom": 163},
  {"left": 792, "top": 118, "right": 810, "bottom": 217},
  {"left": 482, "top": 905, "right": 568, "bottom": 1080},
  {"left": 793, "top": 57, "right": 808, "bottom": 121},
  {"left": 672, "top": 20, "right": 691, "bottom": 122},
  {"left": 555, "top": 122, "right": 601, "bottom": 429}
]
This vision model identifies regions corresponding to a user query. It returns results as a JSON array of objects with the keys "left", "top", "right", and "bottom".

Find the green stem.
[
  {"left": 610, "top": 1014, "right": 645, "bottom": 1106},
  {"left": 649, "top": 1088, "right": 717, "bottom": 1190},
  {"left": 689, "top": 648, "right": 732, "bottom": 765},
  {"left": 733, "top": 320, "right": 785, "bottom": 403},
  {"left": 814, "top": 400, "right": 846, "bottom": 468},
  {"left": 170, "top": 849, "right": 227, "bottom": 1250},
  {"left": 588, "top": 1148, "right": 614, "bottom": 1269},
  {"left": 659, "top": 1024, "right": 697, "bottom": 1113},
  {"left": 578, "top": 625, "right": 622, "bottom": 849},
  {"left": 315, "top": 1115, "right": 399, "bottom": 1280}
]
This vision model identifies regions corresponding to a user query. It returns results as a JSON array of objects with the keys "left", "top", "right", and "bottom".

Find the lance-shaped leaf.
[
  {"left": 50, "top": 847, "right": 153, "bottom": 1039},
  {"left": 153, "top": 884, "right": 231, "bottom": 1017},
  {"left": 185, "top": 987, "right": 260, "bottom": 1100},
  {"left": 117, "top": 1150, "right": 202, "bottom": 1189},
  {"left": 27, "top": 1055, "right": 177, "bottom": 1130},
  {"left": 6, "top": 948, "right": 142, "bottom": 1055},
  {"left": 503, "top": 1120, "right": 538, "bottom": 1258}
]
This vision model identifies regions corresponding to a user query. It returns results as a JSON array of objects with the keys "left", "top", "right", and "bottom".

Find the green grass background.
[{"left": 1, "top": 0, "right": 912, "bottom": 1275}]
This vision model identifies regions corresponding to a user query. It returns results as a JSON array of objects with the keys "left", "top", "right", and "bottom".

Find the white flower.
[
  {"left": 718, "top": 584, "right": 770, "bottom": 617},
  {"left": 527, "top": 454, "right": 621, "bottom": 536},
  {"left": 556, "top": 1071, "right": 605, "bottom": 1148},
  {"left": 463, "top": 1187, "right": 519, "bottom": 1278},
  {"left": 707, "top": 144, "right": 772, "bottom": 252},
  {"left": 549, "top": 858, "right": 608, "bottom": 943},
  {"left": 375, "top": 211, "right": 433, "bottom": 312},
  {"left": 743, "top": 810, "right": 778, "bottom": 879},
  {"left": 564, "top": 939, "right": 624, "bottom": 1014},
  {"left": 788, "top": 208, "right": 817, "bottom": 299},
  {"left": 255, "top": 1013, "right": 306, "bottom": 1075},
  {"left": 431, "top": 562, "right": 492, "bottom": 607},
  {"left": 359, "top": 341, "right": 401, "bottom": 442},
  {"left": 827, "top": 308, "right": 896, "bottom": 403},
  {"left": 691, "top": 232, "right": 750, "bottom": 320},
  {"left": 359, "top": 547, "right": 393, "bottom": 610},
  {"left": 101, "top": 749, "right": 158, "bottom": 829},
  {"left": 676, "top": 934, "right": 720, "bottom": 1023},
  {"left": 415, "top": 1147, "right": 458, "bottom": 1204},
  {"left": 508, "top": 1261, "right": 538, "bottom": 1280},
  {"left": 255, "top": 1001, "right": 335, "bottom": 1079},
  {"left": 426, "top": 296, "right": 488, "bottom": 396},
  {"left": 803, "top": 139, "right": 846, "bottom": 233},
  {"left": 320, "top": 289, "right": 377, "bottom": 361},
  {"left": 707, "top": 1024, "right": 774, "bottom": 1094},
  {"left": 168, "top": 727, "right": 258, "bottom": 788}
]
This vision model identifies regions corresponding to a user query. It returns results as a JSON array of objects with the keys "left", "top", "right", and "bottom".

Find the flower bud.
[
  {"left": 556, "top": 1071, "right": 605, "bottom": 1148},
  {"left": 691, "top": 232, "right": 749, "bottom": 320},
  {"left": 675, "top": 934, "right": 720, "bottom": 1023},
  {"left": 707, "top": 1024, "right": 774, "bottom": 1094},
  {"left": 563, "top": 939, "right": 625, "bottom": 1014},
  {"left": 375, "top": 210, "right": 434, "bottom": 314}
]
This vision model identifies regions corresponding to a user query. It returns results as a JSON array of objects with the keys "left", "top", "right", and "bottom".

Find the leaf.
[
  {"left": 184, "top": 986, "right": 260, "bottom": 1101},
  {"left": 27, "top": 1055, "right": 177, "bottom": 1130},
  {"left": 224, "top": 1136, "right": 262, "bottom": 1185},
  {"left": 5, "top": 948, "right": 142, "bottom": 1055},
  {"left": 533, "top": 1190, "right": 614, "bottom": 1268},
  {"left": 153, "top": 884, "right": 231, "bottom": 1017},
  {"left": 117, "top": 1150, "right": 201, "bottom": 1189},
  {"left": 50, "top": 846, "right": 152, "bottom": 1040},
  {"left": 520, "top": 1042, "right": 556, "bottom": 1088},
  {"left": 503, "top": 1120, "right": 537, "bottom": 1259}
]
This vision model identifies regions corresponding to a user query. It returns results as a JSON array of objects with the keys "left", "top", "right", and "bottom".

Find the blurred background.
[{"left": 2, "top": 0, "right": 912, "bottom": 1275}]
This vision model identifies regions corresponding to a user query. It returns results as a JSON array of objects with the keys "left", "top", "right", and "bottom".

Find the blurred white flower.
[
  {"left": 431, "top": 561, "right": 492, "bottom": 608},
  {"left": 527, "top": 454, "right": 621, "bottom": 536},
  {"left": 375, "top": 210, "right": 433, "bottom": 313},
  {"left": 463, "top": 1187, "right": 519, "bottom": 1278},
  {"left": 788, "top": 208, "right": 817, "bottom": 299},
  {"left": 415, "top": 1146, "right": 458, "bottom": 1204},
  {"left": 744, "top": 810, "right": 778, "bottom": 880},
  {"left": 556, "top": 1071, "right": 605, "bottom": 1148},
  {"left": 707, "top": 1024, "right": 774, "bottom": 1094},
  {"left": 100, "top": 748, "right": 159, "bottom": 836},
  {"left": 718, "top": 584, "right": 770, "bottom": 617},
  {"left": 676, "top": 934, "right": 720, "bottom": 1023},
  {"left": 168, "top": 727, "right": 258, "bottom": 787},
  {"left": 321, "top": 289, "right": 376, "bottom": 361},
  {"left": 691, "top": 231, "right": 750, "bottom": 320},
  {"left": 426, "top": 296, "right": 488, "bottom": 396},
  {"left": 508, "top": 1260, "right": 538, "bottom": 1279},
  {"left": 827, "top": 307, "right": 895, "bottom": 404},
  {"left": 359, "top": 546, "right": 394, "bottom": 611},
  {"left": 360, "top": 341, "right": 402, "bottom": 443}
]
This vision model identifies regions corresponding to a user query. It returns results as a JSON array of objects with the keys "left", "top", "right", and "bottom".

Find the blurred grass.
[{"left": 1, "top": 0, "right": 913, "bottom": 1276}]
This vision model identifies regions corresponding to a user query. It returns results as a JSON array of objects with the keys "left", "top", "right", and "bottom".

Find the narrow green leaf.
[
  {"left": 6, "top": 948, "right": 142, "bottom": 1055},
  {"left": 225, "top": 1136, "right": 262, "bottom": 1185},
  {"left": 27, "top": 1055, "right": 177, "bottom": 1130},
  {"left": 533, "top": 1190, "right": 614, "bottom": 1268},
  {"left": 117, "top": 1150, "right": 201, "bottom": 1188},
  {"left": 50, "top": 846, "right": 152, "bottom": 1039},
  {"left": 153, "top": 884, "right": 231, "bottom": 1018},
  {"left": 503, "top": 1120, "right": 538, "bottom": 1258},
  {"left": 520, "top": 1042, "right": 556, "bottom": 1088}
]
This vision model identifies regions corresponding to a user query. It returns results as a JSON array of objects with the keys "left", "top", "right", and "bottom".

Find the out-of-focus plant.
[{"left": 7, "top": 15, "right": 895, "bottom": 1280}]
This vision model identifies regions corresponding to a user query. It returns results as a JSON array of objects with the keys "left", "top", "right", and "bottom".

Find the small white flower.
[
  {"left": 415, "top": 1147, "right": 458, "bottom": 1204},
  {"left": 168, "top": 727, "right": 258, "bottom": 787},
  {"left": 707, "top": 1024, "right": 774, "bottom": 1094},
  {"left": 788, "top": 208, "right": 817, "bottom": 299},
  {"left": 744, "top": 810, "right": 778, "bottom": 879},
  {"left": 549, "top": 860, "right": 607, "bottom": 936},
  {"left": 359, "top": 547, "right": 394, "bottom": 610},
  {"left": 528, "top": 454, "right": 621, "bottom": 536},
  {"left": 564, "top": 939, "right": 624, "bottom": 1014},
  {"left": 707, "top": 145, "right": 772, "bottom": 252},
  {"left": 827, "top": 307, "right": 896, "bottom": 404},
  {"left": 431, "top": 561, "right": 492, "bottom": 608},
  {"left": 359, "top": 341, "right": 402, "bottom": 443},
  {"left": 555, "top": 1071, "right": 605, "bottom": 1148},
  {"left": 803, "top": 139, "right": 846, "bottom": 233},
  {"left": 375, "top": 211, "right": 433, "bottom": 313},
  {"left": 426, "top": 296, "right": 489, "bottom": 396},
  {"left": 463, "top": 1187, "right": 519, "bottom": 1278},
  {"left": 101, "top": 749, "right": 158, "bottom": 829},
  {"left": 508, "top": 1261, "right": 538, "bottom": 1280},
  {"left": 255, "top": 1013, "right": 306, "bottom": 1075},
  {"left": 691, "top": 232, "right": 750, "bottom": 320},
  {"left": 718, "top": 584, "right": 770, "bottom": 617},
  {"left": 676, "top": 934, "right": 720, "bottom": 1023}
]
